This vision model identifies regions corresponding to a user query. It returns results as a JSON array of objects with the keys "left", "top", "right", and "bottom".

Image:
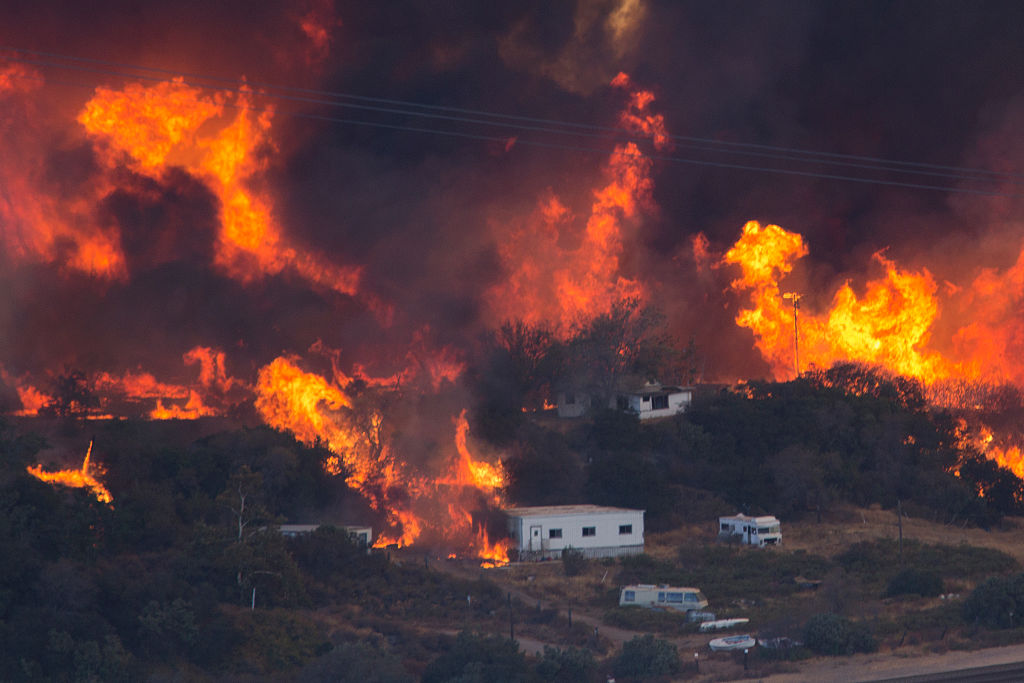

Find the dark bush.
[
  {"left": 612, "top": 634, "right": 680, "bottom": 679},
  {"left": 562, "top": 547, "right": 588, "bottom": 577},
  {"left": 803, "top": 613, "right": 877, "bottom": 656},
  {"left": 885, "top": 568, "right": 944, "bottom": 598},
  {"left": 963, "top": 574, "right": 1024, "bottom": 629},
  {"left": 421, "top": 631, "right": 528, "bottom": 683},
  {"left": 535, "top": 645, "right": 597, "bottom": 682}
]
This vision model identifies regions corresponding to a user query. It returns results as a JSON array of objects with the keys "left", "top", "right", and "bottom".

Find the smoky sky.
[{"left": 1, "top": 0, "right": 1022, "bottom": 390}]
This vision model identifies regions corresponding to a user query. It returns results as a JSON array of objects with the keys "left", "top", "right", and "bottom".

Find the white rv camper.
[{"left": 618, "top": 584, "right": 708, "bottom": 612}]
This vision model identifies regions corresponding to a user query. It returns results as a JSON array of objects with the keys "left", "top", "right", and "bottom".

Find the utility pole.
[{"left": 782, "top": 292, "right": 802, "bottom": 377}]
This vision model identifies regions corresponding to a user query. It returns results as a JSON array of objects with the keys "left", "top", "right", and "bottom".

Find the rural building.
[
  {"left": 555, "top": 382, "right": 693, "bottom": 420},
  {"left": 614, "top": 383, "right": 693, "bottom": 420},
  {"left": 279, "top": 524, "right": 373, "bottom": 548},
  {"left": 618, "top": 584, "right": 708, "bottom": 612},
  {"left": 718, "top": 514, "right": 781, "bottom": 547},
  {"left": 504, "top": 504, "right": 644, "bottom": 560}
]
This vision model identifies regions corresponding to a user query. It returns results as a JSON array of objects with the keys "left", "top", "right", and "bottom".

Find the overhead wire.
[
  {"left": 0, "top": 45, "right": 1021, "bottom": 198},
  {"left": 3, "top": 45, "right": 1020, "bottom": 182}
]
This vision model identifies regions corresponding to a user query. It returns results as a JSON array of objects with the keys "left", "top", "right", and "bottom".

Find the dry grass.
[{"left": 776, "top": 505, "right": 1024, "bottom": 566}]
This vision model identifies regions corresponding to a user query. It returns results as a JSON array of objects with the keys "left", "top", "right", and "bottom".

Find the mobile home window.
[
  {"left": 657, "top": 592, "right": 665, "bottom": 602},
  {"left": 642, "top": 395, "right": 651, "bottom": 402},
  {"left": 623, "top": 591, "right": 635, "bottom": 602},
  {"left": 652, "top": 395, "right": 669, "bottom": 410},
  {"left": 667, "top": 593, "right": 684, "bottom": 603},
  {"left": 564, "top": 393, "right": 575, "bottom": 405},
  {"left": 549, "top": 528, "right": 562, "bottom": 539},
  {"left": 582, "top": 526, "right": 596, "bottom": 537},
  {"left": 619, "top": 524, "right": 632, "bottom": 535}
]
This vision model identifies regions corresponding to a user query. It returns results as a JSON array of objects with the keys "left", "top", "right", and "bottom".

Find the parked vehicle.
[{"left": 619, "top": 584, "right": 708, "bottom": 612}]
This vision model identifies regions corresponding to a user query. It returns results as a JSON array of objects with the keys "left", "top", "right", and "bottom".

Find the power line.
[
  {"left": 4, "top": 44, "right": 1020, "bottom": 183},
  {"left": 1, "top": 47, "right": 1022, "bottom": 199}
]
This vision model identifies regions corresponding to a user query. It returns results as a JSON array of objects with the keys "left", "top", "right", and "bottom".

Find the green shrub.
[
  {"left": 612, "top": 634, "right": 680, "bottom": 679},
  {"left": 803, "top": 613, "right": 877, "bottom": 656},
  {"left": 885, "top": 568, "right": 944, "bottom": 598}
]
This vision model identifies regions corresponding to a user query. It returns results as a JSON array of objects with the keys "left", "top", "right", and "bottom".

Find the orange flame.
[
  {"left": 725, "top": 221, "right": 958, "bottom": 383},
  {"left": 14, "top": 383, "right": 52, "bottom": 417},
  {"left": 76, "top": 78, "right": 361, "bottom": 295},
  {"left": 255, "top": 357, "right": 508, "bottom": 562},
  {"left": 27, "top": 440, "right": 113, "bottom": 504},
  {"left": 486, "top": 74, "right": 663, "bottom": 336}
]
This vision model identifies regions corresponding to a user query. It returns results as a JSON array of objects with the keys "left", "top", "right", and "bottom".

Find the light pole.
[{"left": 782, "top": 292, "right": 802, "bottom": 377}]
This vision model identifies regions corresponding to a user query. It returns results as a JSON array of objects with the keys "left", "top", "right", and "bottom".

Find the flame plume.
[
  {"left": 77, "top": 78, "right": 361, "bottom": 295},
  {"left": 725, "top": 221, "right": 959, "bottom": 383},
  {"left": 27, "top": 440, "right": 113, "bottom": 504},
  {"left": 486, "top": 73, "right": 664, "bottom": 336},
  {"left": 254, "top": 356, "right": 509, "bottom": 563}
]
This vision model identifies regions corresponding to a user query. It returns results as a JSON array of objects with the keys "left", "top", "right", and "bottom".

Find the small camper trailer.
[{"left": 619, "top": 584, "right": 708, "bottom": 612}]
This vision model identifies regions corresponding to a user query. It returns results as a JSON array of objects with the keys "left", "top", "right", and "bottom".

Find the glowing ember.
[{"left": 27, "top": 440, "right": 113, "bottom": 504}]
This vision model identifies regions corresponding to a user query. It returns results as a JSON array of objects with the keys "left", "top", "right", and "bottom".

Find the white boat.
[
  {"left": 708, "top": 634, "right": 756, "bottom": 652},
  {"left": 699, "top": 618, "right": 750, "bottom": 633}
]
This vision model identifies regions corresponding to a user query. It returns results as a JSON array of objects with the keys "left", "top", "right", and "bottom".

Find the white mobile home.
[
  {"left": 619, "top": 584, "right": 708, "bottom": 612},
  {"left": 718, "top": 514, "right": 781, "bottom": 547},
  {"left": 505, "top": 504, "right": 644, "bottom": 561}
]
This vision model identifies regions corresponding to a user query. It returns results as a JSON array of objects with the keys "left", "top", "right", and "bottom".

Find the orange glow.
[
  {"left": 14, "top": 383, "right": 52, "bottom": 416},
  {"left": 150, "top": 391, "right": 216, "bottom": 420},
  {"left": 486, "top": 74, "right": 662, "bottom": 336},
  {"left": 77, "top": 78, "right": 361, "bottom": 295},
  {"left": 0, "top": 62, "right": 128, "bottom": 280},
  {"left": 27, "top": 440, "right": 113, "bottom": 504}
]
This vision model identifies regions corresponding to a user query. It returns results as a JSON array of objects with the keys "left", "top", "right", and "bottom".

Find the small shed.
[
  {"left": 505, "top": 504, "right": 644, "bottom": 561},
  {"left": 718, "top": 514, "right": 781, "bottom": 547}
]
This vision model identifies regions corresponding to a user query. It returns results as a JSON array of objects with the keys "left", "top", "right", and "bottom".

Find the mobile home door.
[{"left": 529, "top": 525, "right": 541, "bottom": 551}]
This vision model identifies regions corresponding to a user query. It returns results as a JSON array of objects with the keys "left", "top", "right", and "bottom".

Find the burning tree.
[{"left": 41, "top": 368, "right": 100, "bottom": 418}]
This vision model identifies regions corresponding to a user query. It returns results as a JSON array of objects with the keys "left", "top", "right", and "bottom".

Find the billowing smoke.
[{"left": 3, "top": 2, "right": 1024, "bottom": 541}]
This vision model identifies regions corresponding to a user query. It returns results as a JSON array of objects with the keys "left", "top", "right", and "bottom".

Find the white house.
[
  {"left": 555, "top": 383, "right": 693, "bottom": 420},
  {"left": 555, "top": 391, "right": 592, "bottom": 418},
  {"left": 718, "top": 514, "right": 781, "bottom": 547},
  {"left": 619, "top": 584, "right": 708, "bottom": 612},
  {"left": 504, "top": 504, "right": 644, "bottom": 560},
  {"left": 614, "top": 383, "right": 693, "bottom": 420}
]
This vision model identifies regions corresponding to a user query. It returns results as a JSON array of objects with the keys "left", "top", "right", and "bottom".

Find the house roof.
[
  {"left": 619, "top": 385, "right": 692, "bottom": 397},
  {"left": 505, "top": 504, "right": 644, "bottom": 517},
  {"left": 719, "top": 514, "right": 779, "bottom": 524}
]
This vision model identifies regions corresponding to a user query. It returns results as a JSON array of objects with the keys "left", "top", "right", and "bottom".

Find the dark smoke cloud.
[{"left": 1, "top": 0, "right": 1022, "bottom": 394}]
